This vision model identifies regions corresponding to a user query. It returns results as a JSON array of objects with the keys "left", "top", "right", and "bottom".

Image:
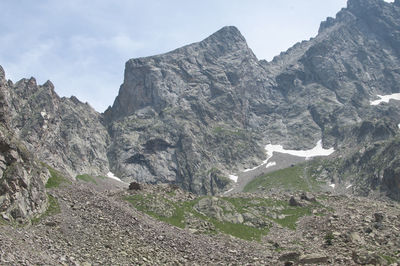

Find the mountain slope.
[
  {"left": 103, "top": 0, "right": 400, "bottom": 196},
  {"left": 0, "top": 67, "right": 110, "bottom": 179},
  {"left": 1, "top": 0, "right": 399, "bottom": 198}
]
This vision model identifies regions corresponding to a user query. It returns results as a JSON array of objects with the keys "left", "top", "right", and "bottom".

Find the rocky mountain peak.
[
  {"left": 319, "top": 0, "right": 394, "bottom": 34},
  {"left": 43, "top": 80, "right": 55, "bottom": 91},
  {"left": 347, "top": 0, "right": 396, "bottom": 15},
  {"left": 0, "top": 65, "right": 5, "bottom": 82},
  {"left": 201, "top": 26, "right": 247, "bottom": 50}
]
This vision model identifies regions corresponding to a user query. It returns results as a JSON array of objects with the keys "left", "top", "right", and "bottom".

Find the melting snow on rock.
[
  {"left": 370, "top": 93, "right": 400, "bottom": 105},
  {"left": 265, "top": 162, "right": 277, "bottom": 169},
  {"left": 107, "top": 172, "right": 123, "bottom": 182},
  {"left": 228, "top": 175, "right": 238, "bottom": 183},
  {"left": 264, "top": 140, "right": 335, "bottom": 159}
]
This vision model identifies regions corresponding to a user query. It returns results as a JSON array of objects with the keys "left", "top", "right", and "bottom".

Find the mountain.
[
  {"left": 0, "top": 68, "right": 110, "bottom": 178},
  {"left": 0, "top": 66, "right": 49, "bottom": 223},
  {"left": 1, "top": 0, "right": 400, "bottom": 199},
  {"left": 103, "top": 0, "right": 400, "bottom": 196},
  {"left": 2, "top": 0, "right": 400, "bottom": 264}
]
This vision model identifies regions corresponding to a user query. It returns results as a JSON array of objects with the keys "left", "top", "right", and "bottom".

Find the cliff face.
[
  {"left": 0, "top": 69, "right": 110, "bottom": 178},
  {"left": 104, "top": 0, "right": 400, "bottom": 195},
  {"left": 0, "top": 67, "right": 49, "bottom": 223},
  {"left": 1, "top": 0, "right": 400, "bottom": 197},
  {"left": 104, "top": 27, "right": 268, "bottom": 194}
]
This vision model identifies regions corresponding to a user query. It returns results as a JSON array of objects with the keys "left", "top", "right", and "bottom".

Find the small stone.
[
  {"left": 289, "top": 196, "right": 302, "bottom": 207},
  {"left": 1, "top": 213, "right": 10, "bottom": 221},
  {"left": 349, "top": 232, "right": 364, "bottom": 244},
  {"left": 299, "top": 253, "right": 329, "bottom": 264},
  {"left": 364, "top": 227, "right": 373, "bottom": 234},
  {"left": 300, "top": 192, "right": 316, "bottom": 202},
  {"left": 352, "top": 251, "right": 385, "bottom": 265},
  {"left": 374, "top": 212, "right": 384, "bottom": 223},
  {"left": 279, "top": 252, "right": 300, "bottom": 262}
]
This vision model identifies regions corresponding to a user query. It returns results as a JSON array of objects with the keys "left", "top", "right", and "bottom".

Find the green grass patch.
[
  {"left": 224, "top": 196, "right": 317, "bottom": 230},
  {"left": 124, "top": 194, "right": 188, "bottom": 228},
  {"left": 31, "top": 194, "right": 61, "bottom": 224},
  {"left": 76, "top": 174, "right": 97, "bottom": 184},
  {"left": 124, "top": 194, "right": 270, "bottom": 241},
  {"left": 380, "top": 254, "right": 397, "bottom": 264},
  {"left": 0, "top": 216, "right": 7, "bottom": 226},
  {"left": 243, "top": 162, "right": 324, "bottom": 193},
  {"left": 273, "top": 205, "right": 313, "bottom": 230},
  {"left": 44, "top": 165, "right": 70, "bottom": 188},
  {"left": 124, "top": 193, "right": 320, "bottom": 241},
  {"left": 210, "top": 217, "right": 269, "bottom": 241}
]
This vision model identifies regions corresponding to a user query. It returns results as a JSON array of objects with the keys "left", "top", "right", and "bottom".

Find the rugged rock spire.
[{"left": 0, "top": 65, "right": 5, "bottom": 82}]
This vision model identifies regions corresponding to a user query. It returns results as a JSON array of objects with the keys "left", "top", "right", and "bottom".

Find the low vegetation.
[
  {"left": 31, "top": 194, "right": 60, "bottom": 224},
  {"left": 124, "top": 190, "right": 323, "bottom": 241},
  {"left": 244, "top": 161, "right": 326, "bottom": 193},
  {"left": 44, "top": 164, "right": 71, "bottom": 188},
  {"left": 76, "top": 174, "right": 98, "bottom": 184}
]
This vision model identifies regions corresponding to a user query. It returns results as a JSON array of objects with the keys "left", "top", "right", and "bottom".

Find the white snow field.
[
  {"left": 107, "top": 172, "right": 123, "bottom": 182},
  {"left": 370, "top": 93, "right": 400, "bottom": 105},
  {"left": 264, "top": 140, "right": 335, "bottom": 159},
  {"left": 228, "top": 175, "right": 239, "bottom": 183}
]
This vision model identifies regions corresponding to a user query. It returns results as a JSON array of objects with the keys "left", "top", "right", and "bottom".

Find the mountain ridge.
[{"left": 1, "top": 0, "right": 400, "bottom": 199}]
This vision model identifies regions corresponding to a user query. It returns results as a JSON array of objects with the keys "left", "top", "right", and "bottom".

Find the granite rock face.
[
  {"left": 0, "top": 124, "right": 49, "bottom": 223},
  {"left": 1, "top": 0, "right": 400, "bottom": 197},
  {"left": 0, "top": 70, "right": 110, "bottom": 178},
  {"left": 0, "top": 71, "right": 49, "bottom": 222},
  {"left": 104, "top": 26, "right": 268, "bottom": 194},
  {"left": 104, "top": 0, "right": 400, "bottom": 195}
]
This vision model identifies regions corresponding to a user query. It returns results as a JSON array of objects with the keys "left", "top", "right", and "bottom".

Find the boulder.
[
  {"left": 299, "top": 253, "right": 329, "bottom": 264},
  {"left": 301, "top": 192, "right": 316, "bottom": 202},
  {"left": 289, "top": 196, "right": 302, "bottom": 207}
]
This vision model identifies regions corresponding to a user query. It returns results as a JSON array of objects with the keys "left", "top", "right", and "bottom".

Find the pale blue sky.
[{"left": 0, "top": 0, "right": 353, "bottom": 112}]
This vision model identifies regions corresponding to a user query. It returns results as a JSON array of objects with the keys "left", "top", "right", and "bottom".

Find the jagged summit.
[
  {"left": 0, "top": 65, "right": 5, "bottom": 81},
  {"left": 106, "top": 25, "right": 258, "bottom": 122},
  {"left": 347, "top": 0, "right": 389, "bottom": 9},
  {"left": 3, "top": 0, "right": 400, "bottom": 199},
  {"left": 200, "top": 26, "right": 248, "bottom": 50}
]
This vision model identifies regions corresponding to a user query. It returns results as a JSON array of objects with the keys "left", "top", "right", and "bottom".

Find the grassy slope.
[
  {"left": 124, "top": 193, "right": 323, "bottom": 241},
  {"left": 244, "top": 161, "right": 325, "bottom": 193}
]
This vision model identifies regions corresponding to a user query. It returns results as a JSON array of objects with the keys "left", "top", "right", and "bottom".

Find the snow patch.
[
  {"left": 264, "top": 140, "right": 335, "bottom": 159},
  {"left": 228, "top": 175, "right": 238, "bottom": 183},
  {"left": 370, "top": 93, "right": 400, "bottom": 105},
  {"left": 398, "top": 124, "right": 400, "bottom": 129},
  {"left": 346, "top": 184, "right": 353, "bottom": 189},
  {"left": 266, "top": 161, "right": 277, "bottom": 169},
  {"left": 40, "top": 111, "right": 47, "bottom": 117},
  {"left": 243, "top": 166, "right": 259, "bottom": 173},
  {"left": 107, "top": 172, "right": 123, "bottom": 182},
  {"left": 224, "top": 188, "right": 235, "bottom": 194},
  {"left": 329, "top": 184, "right": 336, "bottom": 189},
  {"left": 241, "top": 140, "right": 334, "bottom": 176}
]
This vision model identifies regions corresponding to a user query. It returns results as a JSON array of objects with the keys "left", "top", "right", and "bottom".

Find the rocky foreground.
[{"left": 1, "top": 176, "right": 399, "bottom": 265}]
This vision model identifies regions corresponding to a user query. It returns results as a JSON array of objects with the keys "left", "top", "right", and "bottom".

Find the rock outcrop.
[
  {"left": 103, "top": 0, "right": 400, "bottom": 195},
  {"left": 2, "top": 0, "right": 400, "bottom": 197},
  {"left": 0, "top": 124, "right": 49, "bottom": 223},
  {"left": 104, "top": 26, "right": 267, "bottom": 194},
  {"left": 0, "top": 69, "right": 110, "bottom": 178}
]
